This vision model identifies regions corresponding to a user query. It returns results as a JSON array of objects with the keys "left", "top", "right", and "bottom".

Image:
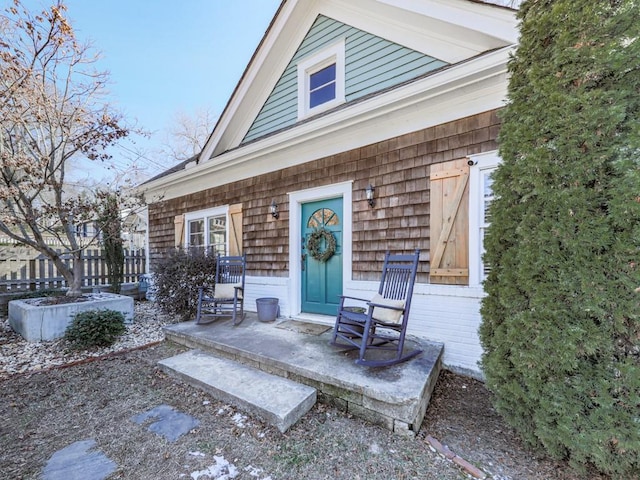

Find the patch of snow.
[
  {"left": 244, "top": 466, "right": 272, "bottom": 480},
  {"left": 231, "top": 413, "right": 247, "bottom": 429},
  {"left": 217, "top": 405, "right": 231, "bottom": 415},
  {"left": 190, "top": 455, "right": 239, "bottom": 480},
  {"left": 244, "top": 465, "right": 263, "bottom": 477}
]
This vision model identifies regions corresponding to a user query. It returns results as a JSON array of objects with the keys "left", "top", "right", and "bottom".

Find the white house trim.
[
  {"left": 297, "top": 40, "right": 346, "bottom": 119},
  {"left": 183, "top": 205, "right": 229, "bottom": 253},
  {"left": 373, "top": 0, "right": 518, "bottom": 52},
  {"left": 198, "top": 0, "right": 517, "bottom": 161},
  {"left": 331, "top": 0, "right": 517, "bottom": 63},
  {"left": 288, "top": 181, "right": 353, "bottom": 316},
  {"left": 141, "top": 206, "right": 150, "bottom": 274},
  {"left": 468, "top": 150, "right": 501, "bottom": 287},
  {"left": 143, "top": 46, "right": 512, "bottom": 202}
]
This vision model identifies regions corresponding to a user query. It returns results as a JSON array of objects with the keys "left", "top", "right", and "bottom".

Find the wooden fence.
[{"left": 0, "top": 249, "right": 146, "bottom": 292}]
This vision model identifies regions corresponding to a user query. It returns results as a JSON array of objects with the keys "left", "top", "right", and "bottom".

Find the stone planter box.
[{"left": 8, "top": 293, "right": 134, "bottom": 342}]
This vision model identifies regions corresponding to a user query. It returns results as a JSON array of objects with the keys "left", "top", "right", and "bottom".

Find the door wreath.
[{"left": 307, "top": 227, "right": 336, "bottom": 262}]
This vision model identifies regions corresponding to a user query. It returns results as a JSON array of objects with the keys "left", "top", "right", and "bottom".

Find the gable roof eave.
[
  {"left": 198, "top": 0, "right": 517, "bottom": 166},
  {"left": 197, "top": 0, "right": 304, "bottom": 167},
  {"left": 217, "top": 45, "right": 505, "bottom": 155},
  {"left": 140, "top": 45, "right": 513, "bottom": 203},
  {"left": 197, "top": 1, "right": 288, "bottom": 166}
]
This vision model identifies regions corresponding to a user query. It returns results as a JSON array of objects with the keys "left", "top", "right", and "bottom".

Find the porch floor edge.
[{"left": 162, "top": 314, "right": 443, "bottom": 435}]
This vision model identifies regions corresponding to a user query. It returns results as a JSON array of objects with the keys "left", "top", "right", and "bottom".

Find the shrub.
[
  {"left": 97, "top": 191, "right": 125, "bottom": 294},
  {"left": 480, "top": 1, "right": 640, "bottom": 477},
  {"left": 64, "top": 309, "right": 126, "bottom": 350},
  {"left": 152, "top": 247, "right": 217, "bottom": 321},
  {"left": 11, "top": 288, "right": 65, "bottom": 300}
]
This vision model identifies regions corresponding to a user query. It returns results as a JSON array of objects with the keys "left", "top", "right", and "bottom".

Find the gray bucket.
[{"left": 256, "top": 297, "right": 279, "bottom": 322}]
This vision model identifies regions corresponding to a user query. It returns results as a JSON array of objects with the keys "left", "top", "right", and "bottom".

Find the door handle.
[{"left": 301, "top": 253, "right": 307, "bottom": 271}]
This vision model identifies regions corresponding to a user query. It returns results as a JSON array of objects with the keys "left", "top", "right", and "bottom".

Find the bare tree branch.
[
  {"left": 0, "top": 0, "right": 131, "bottom": 296},
  {"left": 161, "top": 107, "right": 217, "bottom": 163}
]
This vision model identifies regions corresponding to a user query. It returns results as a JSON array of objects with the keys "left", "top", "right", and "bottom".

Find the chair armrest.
[{"left": 340, "top": 295, "right": 369, "bottom": 303}]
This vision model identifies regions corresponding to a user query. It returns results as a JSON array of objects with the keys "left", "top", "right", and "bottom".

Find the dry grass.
[{"left": 0, "top": 341, "right": 608, "bottom": 479}]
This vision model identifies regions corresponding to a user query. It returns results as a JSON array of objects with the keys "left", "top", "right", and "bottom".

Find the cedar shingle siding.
[{"left": 148, "top": 109, "right": 500, "bottom": 283}]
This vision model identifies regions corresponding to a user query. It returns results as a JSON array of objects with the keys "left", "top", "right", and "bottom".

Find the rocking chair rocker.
[
  {"left": 330, "top": 249, "right": 421, "bottom": 367},
  {"left": 196, "top": 253, "right": 246, "bottom": 325}
]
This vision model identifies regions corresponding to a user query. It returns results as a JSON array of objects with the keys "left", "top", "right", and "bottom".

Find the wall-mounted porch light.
[
  {"left": 365, "top": 184, "right": 375, "bottom": 208},
  {"left": 270, "top": 199, "right": 279, "bottom": 219}
]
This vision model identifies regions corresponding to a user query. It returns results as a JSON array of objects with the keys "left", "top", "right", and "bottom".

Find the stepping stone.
[
  {"left": 131, "top": 404, "right": 200, "bottom": 442},
  {"left": 42, "top": 439, "right": 116, "bottom": 480},
  {"left": 159, "top": 349, "right": 316, "bottom": 433}
]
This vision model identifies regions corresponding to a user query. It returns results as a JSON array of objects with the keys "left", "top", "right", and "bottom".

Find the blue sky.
[
  {"left": 22, "top": 0, "right": 519, "bottom": 184},
  {"left": 25, "top": 0, "right": 282, "bottom": 180}
]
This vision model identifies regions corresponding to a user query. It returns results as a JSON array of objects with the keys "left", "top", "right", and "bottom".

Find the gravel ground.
[
  {"left": 0, "top": 301, "right": 173, "bottom": 379},
  {"left": 0, "top": 301, "right": 608, "bottom": 479}
]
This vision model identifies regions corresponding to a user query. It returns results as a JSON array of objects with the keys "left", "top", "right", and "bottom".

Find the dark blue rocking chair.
[
  {"left": 330, "top": 250, "right": 421, "bottom": 367},
  {"left": 196, "top": 254, "right": 246, "bottom": 325}
]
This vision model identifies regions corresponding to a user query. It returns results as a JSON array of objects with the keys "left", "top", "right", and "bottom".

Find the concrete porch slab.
[{"left": 163, "top": 314, "right": 443, "bottom": 436}]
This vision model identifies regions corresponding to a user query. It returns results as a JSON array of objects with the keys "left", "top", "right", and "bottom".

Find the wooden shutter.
[
  {"left": 430, "top": 158, "right": 470, "bottom": 285},
  {"left": 228, "top": 203, "right": 243, "bottom": 255},
  {"left": 174, "top": 214, "right": 185, "bottom": 247}
]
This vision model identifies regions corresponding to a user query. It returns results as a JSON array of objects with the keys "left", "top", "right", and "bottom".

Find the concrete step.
[
  {"left": 158, "top": 349, "right": 316, "bottom": 433},
  {"left": 165, "top": 316, "right": 444, "bottom": 436}
]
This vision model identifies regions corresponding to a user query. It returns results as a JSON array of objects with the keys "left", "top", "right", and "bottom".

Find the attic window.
[
  {"left": 297, "top": 40, "right": 345, "bottom": 119},
  {"left": 310, "top": 64, "right": 336, "bottom": 108}
]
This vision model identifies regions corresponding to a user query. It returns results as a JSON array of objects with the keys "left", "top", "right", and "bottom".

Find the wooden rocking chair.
[
  {"left": 196, "top": 254, "right": 246, "bottom": 325},
  {"left": 330, "top": 250, "right": 421, "bottom": 367}
]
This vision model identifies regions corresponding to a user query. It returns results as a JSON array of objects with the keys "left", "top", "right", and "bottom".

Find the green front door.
[{"left": 301, "top": 198, "right": 343, "bottom": 315}]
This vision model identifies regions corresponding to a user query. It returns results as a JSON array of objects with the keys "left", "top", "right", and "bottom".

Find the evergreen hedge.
[
  {"left": 97, "top": 192, "right": 125, "bottom": 294},
  {"left": 479, "top": 0, "right": 640, "bottom": 476}
]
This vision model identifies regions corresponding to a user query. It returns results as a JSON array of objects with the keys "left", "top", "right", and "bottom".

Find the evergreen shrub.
[
  {"left": 12, "top": 288, "right": 65, "bottom": 300},
  {"left": 479, "top": 0, "right": 640, "bottom": 477},
  {"left": 97, "top": 192, "right": 125, "bottom": 294},
  {"left": 152, "top": 247, "right": 217, "bottom": 321},
  {"left": 64, "top": 309, "right": 126, "bottom": 350}
]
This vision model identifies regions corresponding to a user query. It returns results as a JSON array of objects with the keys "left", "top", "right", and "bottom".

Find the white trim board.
[
  {"left": 143, "top": 47, "right": 511, "bottom": 202},
  {"left": 197, "top": 0, "right": 516, "bottom": 161},
  {"left": 288, "top": 181, "right": 353, "bottom": 316}
]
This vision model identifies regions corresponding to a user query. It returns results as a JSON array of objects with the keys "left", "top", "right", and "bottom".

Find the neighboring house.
[
  {"left": 0, "top": 220, "right": 100, "bottom": 247},
  {"left": 141, "top": 0, "right": 518, "bottom": 378},
  {"left": 121, "top": 207, "right": 147, "bottom": 252}
]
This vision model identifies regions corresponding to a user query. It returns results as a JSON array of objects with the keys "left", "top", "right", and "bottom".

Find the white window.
[
  {"left": 468, "top": 151, "right": 501, "bottom": 287},
  {"left": 297, "top": 40, "right": 345, "bottom": 119},
  {"left": 184, "top": 206, "right": 228, "bottom": 255}
]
